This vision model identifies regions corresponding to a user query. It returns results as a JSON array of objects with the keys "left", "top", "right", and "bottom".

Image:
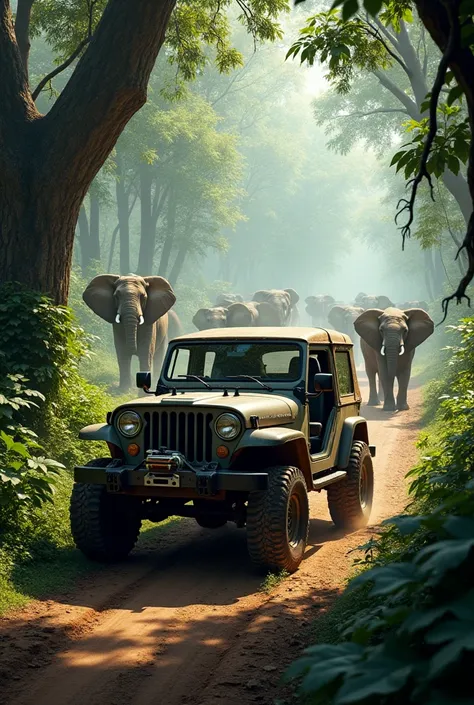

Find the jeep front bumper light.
[
  {"left": 215, "top": 413, "right": 242, "bottom": 441},
  {"left": 117, "top": 410, "right": 142, "bottom": 437}
]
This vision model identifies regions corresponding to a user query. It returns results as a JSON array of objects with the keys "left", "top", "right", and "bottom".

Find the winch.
[{"left": 145, "top": 448, "right": 184, "bottom": 473}]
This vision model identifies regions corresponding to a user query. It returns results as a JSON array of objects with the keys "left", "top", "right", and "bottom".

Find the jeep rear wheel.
[
  {"left": 327, "top": 441, "right": 374, "bottom": 530},
  {"left": 246, "top": 466, "right": 309, "bottom": 573},
  {"left": 70, "top": 459, "right": 142, "bottom": 562}
]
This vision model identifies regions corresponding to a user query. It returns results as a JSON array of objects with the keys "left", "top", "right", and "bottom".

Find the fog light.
[
  {"left": 127, "top": 443, "right": 140, "bottom": 456},
  {"left": 216, "top": 445, "right": 229, "bottom": 459}
]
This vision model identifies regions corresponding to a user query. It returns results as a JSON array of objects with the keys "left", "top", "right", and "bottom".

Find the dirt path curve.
[{"left": 1, "top": 383, "right": 423, "bottom": 705}]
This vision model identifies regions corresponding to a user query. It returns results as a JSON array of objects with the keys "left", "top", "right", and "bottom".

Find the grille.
[{"left": 143, "top": 410, "right": 214, "bottom": 462}]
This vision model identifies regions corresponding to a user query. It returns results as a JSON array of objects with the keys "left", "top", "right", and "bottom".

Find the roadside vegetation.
[{"left": 289, "top": 316, "right": 474, "bottom": 704}]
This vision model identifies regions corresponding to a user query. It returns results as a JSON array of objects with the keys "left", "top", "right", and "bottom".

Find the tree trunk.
[
  {"left": 116, "top": 151, "right": 131, "bottom": 275},
  {"left": 89, "top": 190, "right": 101, "bottom": 263},
  {"left": 137, "top": 162, "right": 154, "bottom": 274},
  {"left": 0, "top": 0, "right": 177, "bottom": 304},
  {"left": 423, "top": 249, "right": 436, "bottom": 300},
  {"left": 14, "top": 0, "right": 34, "bottom": 78},
  {"left": 77, "top": 204, "right": 91, "bottom": 277},
  {"left": 158, "top": 188, "right": 177, "bottom": 277},
  {"left": 168, "top": 245, "right": 187, "bottom": 287}
]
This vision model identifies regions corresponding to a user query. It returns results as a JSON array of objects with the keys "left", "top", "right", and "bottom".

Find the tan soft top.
[{"left": 172, "top": 326, "right": 352, "bottom": 345}]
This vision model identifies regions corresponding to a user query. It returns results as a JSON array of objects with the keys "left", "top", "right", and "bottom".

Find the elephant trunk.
[
  {"left": 121, "top": 305, "right": 139, "bottom": 356},
  {"left": 383, "top": 328, "right": 402, "bottom": 379}
]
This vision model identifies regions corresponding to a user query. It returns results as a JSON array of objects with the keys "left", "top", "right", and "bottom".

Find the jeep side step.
[{"left": 312, "top": 470, "right": 347, "bottom": 490}]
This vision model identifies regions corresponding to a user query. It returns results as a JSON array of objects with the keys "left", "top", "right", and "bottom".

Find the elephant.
[
  {"left": 354, "top": 292, "right": 367, "bottom": 306},
  {"left": 359, "top": 294, "right": 394, "bottom": 310},
  {"left": 193, "top": 306, "right": 228, "bottom": 330},
  {"left": 354, "top": 307, "right": 434, "bottom": 411},
  {"left": 225, "top": 301, "right": 282, "bottom": 327},
  {"left": 214, "top": 293, "right": 244, "bottom": 307},
  {"left": 327, "top": 305, "right": 364, "bottom": 365},
  {"left": 252, "top": 288, "right": 300, "bottom": 326},
  {"left": 83, "top": 274, "right": 176, "bottom": 391},
  {"left": 305, "top": 295, "right": 336, "bottom": 327},
  {"left": 397, "top": 300, "right": 430, "bottom": 312}
]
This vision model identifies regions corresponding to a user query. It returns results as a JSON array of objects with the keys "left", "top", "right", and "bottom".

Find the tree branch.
[
  {"left": 395, "top": 1, "right": 457, "bottom": 268},
  {"left": 0, "top": 0, "right": 38, "bottom": 153},
  {"left": 42, "top": 0, "right": 177, "bottom": 192},
  {"left": 364, "top": 19, "right": 411, "bottom": 77},
  {"left": 335, "top": 107, "right": 408, "bottom": 118},
  {"left": 373, "top": 70, "right": 420, "bottom": 119},
  {"left": 14, "top": 0, "right": 35, "bottom": 78},
  {"left": 32, "top": 36, "right": 91, "bottom": 101}
]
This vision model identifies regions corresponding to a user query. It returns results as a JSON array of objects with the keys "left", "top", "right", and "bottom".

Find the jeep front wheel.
[
  {"left": 246, "top": 466, "right": 309, "bottom": 573},
  {"left": 327, "top": 441, "right": 374, "bottom": 530},
  {"left": 70, "top": 459, "right": 142, "bottom": 562}
]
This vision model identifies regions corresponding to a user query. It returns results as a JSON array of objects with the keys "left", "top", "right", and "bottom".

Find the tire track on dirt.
[{"left": 1, "top": 384, "right": 423, "bottom": 705}]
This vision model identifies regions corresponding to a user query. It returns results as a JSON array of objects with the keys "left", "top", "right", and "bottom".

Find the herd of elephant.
[{"left": 82, "top": 275, "right": 434, "bottom": 412}]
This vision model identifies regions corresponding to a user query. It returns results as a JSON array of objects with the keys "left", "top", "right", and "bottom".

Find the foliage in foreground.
[{"left": 288, "top": 318, "right": 474, "bottom": 705}]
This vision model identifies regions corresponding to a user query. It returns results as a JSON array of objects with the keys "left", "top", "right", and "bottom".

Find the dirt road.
[{"left": 1, "top": 384, "right": 423, "bottom": 705}]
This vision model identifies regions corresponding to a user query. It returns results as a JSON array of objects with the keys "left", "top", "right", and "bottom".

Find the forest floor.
[{"left": 0, "top": 379, "right": 423, "bottom": 705}]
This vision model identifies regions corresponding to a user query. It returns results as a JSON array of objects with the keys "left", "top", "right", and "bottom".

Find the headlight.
[
  {"left": 215, "top": 413, "right": 242, "bottom": 441},
  {"left": 117, "top": 410, "right": 142, "bottom": 437}
]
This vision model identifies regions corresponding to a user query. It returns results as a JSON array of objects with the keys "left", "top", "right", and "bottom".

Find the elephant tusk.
[
  {"left": 381, "top": 345, "right": 385, "bottom": 356},
  {"left": 139, "top": 315, "right": 145, "bottom": 325},
  {"left": 115, "top": 314, "right": 121, "bottom": 324},
  {"left": 399, "top": 345, "right": 405, "bottom": 356}
]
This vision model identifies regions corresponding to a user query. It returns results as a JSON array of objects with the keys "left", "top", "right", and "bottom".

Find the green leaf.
[
  {"left": 447, "top": 84, "right": 464, "bottom": 106},
  {"left": 426, "top": 618, "right": 474, "bottom": 646},
  {"left": 446, "top": 154, "right": 460, "bottom": 175},
  {"left": 352, "top": 563, "right": 419, "bottom": 596},
  {"left": 363, "top": 0, "right": 383, "bottom": 15},
  {"left": 342, "top": 0, "right": 359, "bottom": 21},
  {"left": 338, "top": 663, "right": 413, "bottom": 703}
]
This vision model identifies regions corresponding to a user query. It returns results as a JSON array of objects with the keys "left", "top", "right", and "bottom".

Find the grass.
[
  {"left": 0, "top": 471, "right": 182, "bottom": 617},
  {"left": 260, "top": 569, "right": 290, "bottom": 594}
]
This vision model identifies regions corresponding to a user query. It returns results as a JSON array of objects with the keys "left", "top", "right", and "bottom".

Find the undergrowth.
[{"left": 289, "top": 318, "right": 474, "bottom": 705}]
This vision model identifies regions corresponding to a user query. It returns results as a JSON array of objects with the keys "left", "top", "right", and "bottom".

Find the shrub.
[{"left": 288, "top": 318, "right": 474, "bottom": 705}]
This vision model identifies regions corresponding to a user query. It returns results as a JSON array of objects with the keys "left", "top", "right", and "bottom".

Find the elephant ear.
[
  {"left": 82, "top": 274, "right": 120, "bottom": 323},
  {"left": 143, "top": 276, "right": 176, "bottom": 324},
  {"left": 404, "top": 309, "right": 434, "bottom": 349},
  {"left": 353, "top": 309, "right": 384, "bottom": 351},
  {"left": 252, "top": 289, "right": 271, "bottom": 304},
  {"left": 256, "top": 301, "right": 281, "bottom": 326},
  {"left": 284, "top": 288, "right": 300, "bottom": 306},
  {"left": 226, "top": 302, "right": 254, "bottom": 327},
  {"left": 192, "top": 309, "right": 210, "bottom": 331},
  {"left": 377, "top": 295, "right": 394, "bottom": 309},
  {"left": 328, "top": 305, "right": 347, "bottom": 331}
]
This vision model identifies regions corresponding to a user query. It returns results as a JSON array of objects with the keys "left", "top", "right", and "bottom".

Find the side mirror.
[
  {"left": 314, "top": 373, "right": 333, "bottom": 392},
  {"left": 137, "top": 371, "right": 152, "bottom": 390}
]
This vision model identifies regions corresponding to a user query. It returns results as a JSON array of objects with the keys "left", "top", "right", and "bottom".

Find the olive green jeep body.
[{"left": 71, "top": 327, "right": 375, "bottom": 572}]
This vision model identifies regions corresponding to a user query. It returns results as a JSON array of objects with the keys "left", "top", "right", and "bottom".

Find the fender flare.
[
  {"left": 237, "top": 427, "right": 306, "bottom": 448},
  {"left": 336, "top": 417, "right": 369, "bottom": 469},
  {"left": 78, "top": 423, "right": 122, "bottom": 447}
]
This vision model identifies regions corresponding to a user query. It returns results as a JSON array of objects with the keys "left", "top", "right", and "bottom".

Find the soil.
[{"left": 0, "top": 381, "right": 423, "bottom": 705}]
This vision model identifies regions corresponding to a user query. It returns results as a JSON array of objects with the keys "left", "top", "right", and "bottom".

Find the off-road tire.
[
  {"left": 246, "top": 466, "right": 309, "bottom": 573},
  {"left": 70, "top": 459, "right": 142, "bottom": 562},
  {"left": 327, "top": 441, "right": 374, "bottom": 530}
]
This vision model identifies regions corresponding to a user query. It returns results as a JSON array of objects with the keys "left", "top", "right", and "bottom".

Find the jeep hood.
[{"left": 118, "top": 391, "right": 299, "bottom": 428}]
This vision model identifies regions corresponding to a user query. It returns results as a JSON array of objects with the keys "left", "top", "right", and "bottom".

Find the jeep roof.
[{"left": 171, "top": 326, "right": 353, "bottom": 345}]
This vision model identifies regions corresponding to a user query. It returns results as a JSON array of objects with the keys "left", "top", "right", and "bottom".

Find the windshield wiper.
[
  {"left": 178, "top": 374, "right": 211, "bottom": 389},
  {"left": 225, "top": 375, "right": 273, "bottom": 391}
]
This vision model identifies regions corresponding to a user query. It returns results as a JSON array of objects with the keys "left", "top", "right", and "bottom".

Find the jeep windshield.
[{"left": 164, "top": 342, "right": 303, "bottom": 386}]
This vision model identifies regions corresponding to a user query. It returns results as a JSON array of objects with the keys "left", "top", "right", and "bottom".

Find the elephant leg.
[
  {"left": 152, "top": 316, "right": 168, "bottom": 379},
  {"left": 396, "top": 354, "right": 413, "bottom": 411},
  {"left": 366, "top": 368, "right": 380, "bottom": 405},
  {"left": 380, "top": 372, "right": 396, "bottom": 411},
  {"left": 113, "top": 325, "right": 133, "bottom": 390}
]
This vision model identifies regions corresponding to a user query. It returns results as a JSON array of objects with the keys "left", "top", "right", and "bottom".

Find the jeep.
[{"left": 71, "top": 327, "right": 375, "bottom": 573}]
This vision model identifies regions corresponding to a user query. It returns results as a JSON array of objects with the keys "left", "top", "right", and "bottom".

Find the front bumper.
[{"left": 74, "top": 464, "right": 268, "bottom": 495}]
